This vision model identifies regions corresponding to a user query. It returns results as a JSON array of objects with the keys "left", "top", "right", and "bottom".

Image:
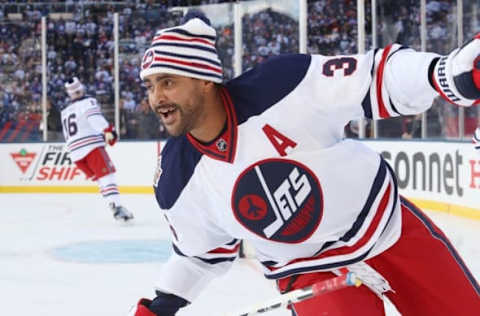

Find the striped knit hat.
[{"left": 139, "top": 17, "right": 223, "bottom": 83}]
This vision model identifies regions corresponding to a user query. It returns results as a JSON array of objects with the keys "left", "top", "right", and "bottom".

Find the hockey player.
[
  {"left": 61, "top": 77, "right": 134, "bottom": 223},
  {"left": 130, "top": 13, "right": 480, "bottom": 316}
]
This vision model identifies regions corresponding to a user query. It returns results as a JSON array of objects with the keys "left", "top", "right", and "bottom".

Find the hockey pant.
[{"left": 74, "top": 147, "right": 116, "bottom": 181}]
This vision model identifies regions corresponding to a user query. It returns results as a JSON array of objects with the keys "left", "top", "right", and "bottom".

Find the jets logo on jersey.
[{"left": 232, "top": 158, "right": 323, "bottom": 243}]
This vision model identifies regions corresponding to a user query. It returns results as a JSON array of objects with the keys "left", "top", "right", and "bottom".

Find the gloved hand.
[
  {"left": 129, "top": 299, "right": 157, "bottom": 316},
  {"left": 432, "top": 34, "right": 480, "bottom": 106},
  {"left": 473, "top": 127, "right": 480, "bottom": 153},
  {"left": 103, "top": 124, "right": 118, "bottom": 146},
  {"left": 128, "top": 292, "right": 189, "bottom": 316}
]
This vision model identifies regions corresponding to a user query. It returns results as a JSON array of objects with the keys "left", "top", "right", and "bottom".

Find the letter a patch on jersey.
[{"left": 262, "top": 124, "right": 297, "bottom": 157}]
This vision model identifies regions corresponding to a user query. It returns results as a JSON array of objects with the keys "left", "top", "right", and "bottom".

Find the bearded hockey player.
[
  {"left": 61, "top": 77, "right": 134, "bottom": 223},
  {"left": 130, "top": 12, "right": 480, "bottom": 316}
]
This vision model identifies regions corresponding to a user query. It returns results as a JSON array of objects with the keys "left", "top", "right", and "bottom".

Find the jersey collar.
[{"left": 187, "top": 87, "right": 237, "bottom": 164}]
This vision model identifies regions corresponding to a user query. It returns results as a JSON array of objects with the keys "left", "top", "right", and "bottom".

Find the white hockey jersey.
[
  {"left": 60, "top": 96, "right": 109, "bottom": 161},
  {"left": 153, "top": 44, "right": 440, "bottom": 302}
]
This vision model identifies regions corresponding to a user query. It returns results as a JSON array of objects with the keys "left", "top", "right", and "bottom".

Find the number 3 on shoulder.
[{"left": 322, "top": 57, "right": 357, "bottom": 77}]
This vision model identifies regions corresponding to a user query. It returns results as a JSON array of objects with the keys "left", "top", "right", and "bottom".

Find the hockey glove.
[
  {"left": 473, "top": 127, "right": 480, "bottom": 153},
  {"left": 129, "top": 292, "right": 189, "bottom": 316},
  {"left": 103, "top": 125, "right": 118, "bottom": 146},
  {"left": 432, "top": 34, "right": 480, "bottom": 106}
]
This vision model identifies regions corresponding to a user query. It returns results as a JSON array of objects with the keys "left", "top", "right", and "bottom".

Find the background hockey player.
[
  {"left": 61, "top": 77, "right": 134, "bottom": 223},
  {"left": 130, "top": 11, "right": 480, "bottom": 316}
]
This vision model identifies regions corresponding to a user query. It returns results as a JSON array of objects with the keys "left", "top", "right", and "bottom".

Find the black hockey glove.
[{"left": 129, "top": 292, "right": 189, "bottom": 316}]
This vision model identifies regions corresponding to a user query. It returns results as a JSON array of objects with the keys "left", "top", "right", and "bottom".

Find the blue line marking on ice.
[{"left": 50, "top": 239, "right": 172, "bottom": 263}]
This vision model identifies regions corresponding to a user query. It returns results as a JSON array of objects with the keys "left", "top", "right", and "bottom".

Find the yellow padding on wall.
[
  {"left": 0, "top": 186, "right": 154, "bottom": 194},
  {"left": 408, "top": 198, "right": 480, "bottom": 221}
]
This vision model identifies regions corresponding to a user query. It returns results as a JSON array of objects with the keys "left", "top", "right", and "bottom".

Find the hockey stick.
[{"left": 225, "top": 272, "right": 362, "bottom": 316}]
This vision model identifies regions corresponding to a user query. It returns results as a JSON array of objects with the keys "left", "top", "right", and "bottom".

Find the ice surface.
[{"left": 0, "top": 194, "right": 478, "bottom": 316}]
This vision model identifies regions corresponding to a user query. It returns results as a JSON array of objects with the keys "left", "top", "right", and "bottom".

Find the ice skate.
[{"left": 109, "top": 203, "right": 134, "bottom": 223}]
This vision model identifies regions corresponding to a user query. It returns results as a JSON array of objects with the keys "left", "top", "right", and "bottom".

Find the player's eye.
[
  {"left": 164, "top": 79, "right": 174, "bottom": 87},
  {"left": 143, "top": 83, "right": 152, "bottom": 91}
]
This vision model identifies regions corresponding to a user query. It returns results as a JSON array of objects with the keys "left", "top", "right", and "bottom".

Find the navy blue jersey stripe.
[
  {"left": 149, "top": 63, "right": 222, "bottom": 79},
  {"left": 154, "top": 50, "right": 222, "bottom": 67},
  {"left": 172, "top": 243, "right": 186, "bottom": 256},
  {"left": 389, "top": 98, "right": 401, "bottom": 115},
  {"left": 102, "top": 192, "right": 119, "bottom": 197},
  {"left": 194, "top": 256, "right": 236, "bottom": 265},
  {"left": 152, "top": 42, "right": 217, "bottom": 54},
  {"left": 155, "top": 136, "right": 203, "bottom": 210},
  {"left": 227, "top": 54, "right": 311, "bottom": 124},
  {"left": 361, "top": 89, "right": 373, "bottom": 119},
  {"left": 360, "top": 48, "right": 380, "bottom": 119},
  {"left": 173, "top": 243, "right": 237, "bottom": 264},
  {"left": 86, "top": 113, "right": 103, "bottom": 117},
  {"left": 314, "top": 158, "right": 388, "bottom": 255},
  {"left": 340, "top": 159, "right": 387, "bottom": 242},
  {"left": 265, "top": 245, "right": 374, "bottom": 280},
  {"left": 226, "top": 239, "right": 239, "bottom": 246},
  {"left": 69, "top": 140, "right": 105, "bottom": 152},
  {"left": 401, "top": 198, "right": 480, "bottom": 295},
  {"left": 381, "top": 161, "right": 399, "bottom": 234},
  {"left": 164, "top": 28, "right": 216, "bottom": 41},
  {"left": 68, "top": 134, "right": 103, "bottom": 145}
]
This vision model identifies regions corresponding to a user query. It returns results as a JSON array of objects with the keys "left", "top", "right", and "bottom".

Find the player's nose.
[{"left": 149, "top": 85, "right": 167, "bottom": 106}]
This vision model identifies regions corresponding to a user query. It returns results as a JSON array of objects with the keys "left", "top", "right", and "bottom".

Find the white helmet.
[{"left": 65, "top": 77, "right": 85, "bottom": 99}]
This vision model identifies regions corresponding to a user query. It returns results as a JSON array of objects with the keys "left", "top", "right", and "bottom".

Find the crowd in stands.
[{"left": 0, "top": 0, "right": 477, "bottom": 142}]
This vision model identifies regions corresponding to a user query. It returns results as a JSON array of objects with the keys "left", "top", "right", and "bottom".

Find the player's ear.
[{"left": 200, "top": 79, "right": 216, "bottom": 93}]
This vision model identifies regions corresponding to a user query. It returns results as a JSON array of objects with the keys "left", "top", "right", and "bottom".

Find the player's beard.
[{"left": 161, "top": 101, "right": 203, "bottom": 137}]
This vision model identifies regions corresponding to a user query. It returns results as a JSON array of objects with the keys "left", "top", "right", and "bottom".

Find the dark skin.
[{"left": 143, "top": 73, "right": 226, "bottom": 142}]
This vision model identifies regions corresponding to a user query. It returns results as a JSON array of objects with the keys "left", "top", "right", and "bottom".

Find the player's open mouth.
[{"left": 157, "top": 106, "right": 177, "bottom": 124}]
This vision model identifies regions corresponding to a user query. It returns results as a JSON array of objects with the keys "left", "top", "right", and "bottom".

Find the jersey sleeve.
[
  {"left": 307, "top": 44, "right": 440, "bottom": 122},
  {"left": 154, "top": 239, "right": 241, "bottom": 302},
  {"left": 154, "top": 189, "right": 241, "bottom": 302},
  {"left": 81, "top": 97, "right": 109, "bottom": 132}
]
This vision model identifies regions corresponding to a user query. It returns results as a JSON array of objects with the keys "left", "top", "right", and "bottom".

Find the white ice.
[{"left": 0, "top": 193, "right": 478, "bottom": 316}]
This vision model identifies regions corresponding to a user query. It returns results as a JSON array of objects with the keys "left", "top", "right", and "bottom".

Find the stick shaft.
[{"left": 229, "top": 272, "right": 361, "bottom": 316}]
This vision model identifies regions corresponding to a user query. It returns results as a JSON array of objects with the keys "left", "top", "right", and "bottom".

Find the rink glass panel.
[
  {"left": 0, "top": 18, "right": 42, "bottom": 143},
  {"left": 240, "top": 0, "right": 299, "bottom": 73},
  {"left": 426, "top": 0, "right": 458, "bottom": 139},
  {"left": 117, "top": 8, "right": 183, "bottom": 140},
  {"left": 374, "top": 0, "right": 422, "bottom": 139}
]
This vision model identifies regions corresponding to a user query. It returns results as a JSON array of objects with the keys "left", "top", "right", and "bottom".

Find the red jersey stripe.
[
  {"left": 153, "top": 35, "right": 215, "bottom": 47},
  {"left": 376, "top": 45, "right": 393, "bottom": 118}
]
